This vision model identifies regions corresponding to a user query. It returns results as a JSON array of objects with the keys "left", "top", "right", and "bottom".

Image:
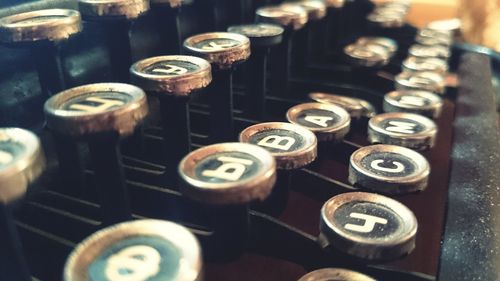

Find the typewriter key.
[
  {"left": 131, "top": 55, "right": 212, "bottom": 180},
  {"left": 348, "top": 144, "right": 430, "bottom": 194},
  {"left": 0, "top": 128, "right": 45, "bottom": 281},
  {"left": 256, "top": 5, "right": 308, "bottom": 31},
  {"left": 179, "top": 143, "right": 276, "bottom": 258},
  {"left": 78, "top": 0, "right": 149, "bottom": 82},
  {"left": 383, "top": 90, "right": 443, "bottom": 119},
  {"left": 395, "top": 71, "right": 446, "bottom": 94},
  {"left": 184, "top": 32, "right": 250, "bottom": 142},
  {"left": 281, "top": 1, "right": 327, "bottom": 21},
  {"left": 240, "top": 122, "right": 317, "bottom": 214},
  {"left": 286, "top": 102, "right": 351, "bottom": 142},
  {"left": 309, "top": 92, "right": 376, "bottom": 119},
  {"left": 402, "top": 56, "right": 448, "bottom": 75},
  {"left": 408, "top": 44, "right": 451, "bottom": 60},
  {"left": 298, "top": 268, "right": 376, "bottom": 281},
  {"left": 45, "top": 83, "right": 148, "bottom": 224},
  {"left": 415, "top": 31, "right": 452, "bottom": 47},
  {"left": 324, "top": 0, "right": 346, "bottom": 8},
  {"left": 366, "top": 10, "right": 405, "bottom": 29},
  {"left": 426, "top": 18, "right": 461, "bottom": 36},
  {"left": 368, "top": 112, "right": 437, "bottom": 150},
  {"left": 320, "top": 192, "right": 417, "bottom": 260},
  {"left": 356, "top": 36, "right": 398, "bottom": 57},
  {"left": 228, "top": 24, "right": 283, "bottom": 119},
  {"left": 64, "top": 219, "right": 202, "bottom": 281},
  {"left": 344, "top": 42, "right": 390, "bottom": 67},
  {"left": 179, "top": 143, "right": 276, "bottom": 205},
  {"left": 0, "top": 9, "right": 82, "bottom": 96},
  {"left": 256, "top": 5, "right": 308, "bottom": 96}
]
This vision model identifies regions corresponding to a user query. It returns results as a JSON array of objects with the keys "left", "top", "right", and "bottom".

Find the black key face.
[
  {"left": 60, "top": 91, "right": 132, "bottom": 113},
  {"left": 228, "top": 24, "right": 283, "bottom": 38},
  {"left": 143, "top": 60, "right": 201, "bottom": 76},
  {"left": 194, "top": 152, "right": 262, "bottom": 184},
  {"left": 0, "top": 141, "right": 23, "bottom": 169},
  {"left": 193, "top": 38, "right": 240, "bottom": 51},
  {"left": 88, "top": 236, "right": 181, "bottom": 281},
  {"left": 12, "top": 14, "right": 67, "bottom": 25},
  {"left": 377, "top": 118, "right": 426, "bottom": 134},
  {"left": 248, "top": 129, "right": 306, "bottom": 153},
  {"left": 333, "top": 201, "right": 403, "bottom": 240},
  {"left": 294, "top": 109, "right": 341, "bottom": 129},
  {"left": 360, "top": 151, "right": 416, "bottom": 178}
]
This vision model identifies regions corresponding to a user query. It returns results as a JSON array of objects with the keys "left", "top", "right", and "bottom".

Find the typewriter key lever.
[
  {"left": 227, "top": 23, "right": 284, "bottom": 120},
  {"left": 179, "top": 143, "right": 276, "bottom": 259},
  {"left": 349, "top": 145, "right": 430, "bottom": 194},
  {"left": 78, "top": 0, "right": 149, "bottom": 82},
  {"left": 150, "top": 0, "right": 193, "bottom": 54},
  {"left": 319, "top": 192, "right": 418, "bottom": 261},
  {"left": 0, "top": 9, "right": 82, "bottom": 97},
  {"left": 240, "top": 122, "right": 317, "bottom": 215},
  {"left": 45, "top": 83, "right": 148, "bottom": 225},
  {"left": 64, "top": 220, "right": 202, "bottom": 281},
  {"left": 184, "top": 32, "right": 250, "bottom": 143},
  {"left": 0, "top": 128, "right": 45, "bottom": 281},
  {"left": 131, "top": 55, "right": 212, "bottom": 183},
  {"left": 256, "top": 5, "right": 308, "bottom": 96}
]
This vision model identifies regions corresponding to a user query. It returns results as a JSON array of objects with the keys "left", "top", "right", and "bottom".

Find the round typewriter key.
[
  {"left": 45, "top": 83, "right": 148, "bottom": 224},
  {"left": 426, "top": 18, "right": 461, "bottom": 36},
  {"left": 344, "top": 42, "right": 390, "bottom": 68},
  {"left": 348, "top": 145, "right": 430, "bottom": 194},
  {"left": 179, "top": 143, "right": 276, "bottom": 258},
  {"left": 415, "top": 31, "right": 452, "bottom": 47},
  {"left": 239, "top": 122, "right": 317, "bottom": 170},
  {"left": 240, "top": 122, "right": 317, "bottom": 215},
  {"left": 309, "top": 92, "right": 376, "bottom": 119},
  {"left": 78, "top": 0, "right": 149, "bottom": 19},
  {"left": 228, "top": 23, "right": 284, "bottom": 48},
  {"left": 281, "top": 1, "right": 327, "bottom": 21},
  {"left": 0, "top": 9, "right": 82, "bottom": 96},
  {"left": 383, "top": 90, "right": 443, "bottom": 118},
  {"left": 324, "top": 0, "right": 346, "bottom": 8},
  {"left": 228, "top": 24, "right": 284, "bottom": 120},
  {"left": 0, "top": 128, "right": 45, "bottom": 281},
  {"left": 402, "top": 56, "right": 448, "bottom": 75},
  {"left": 131, "top": 55, "right": 212, "bottom": 182},
  {"left": 298, "top": 268, "right": 376, "bottom": 281},
  {"left": 368, "top": 112, "right": 437, "bottom": 150},
  {"left": 356, "top": 36, "right": 398, "bottom": 56},
  {"left": 256, "top": 5, "right": 308, "bottom": 31},
  {"left": 179, "top": 143, "right": 276, "bottom": 205},
  {"left": 64, "top": 219, "right": 202, "bottom": 281},
  {"left": 79, "top": 0, "right": 149, "bottom": 82},
  {"left": 184, "top": 32, "right": 250, "bottom": 143},
  {"left": 320, "top": 192, "right": 417, "bottom": 260},
  {"left": 366, "top": 11, "right": 405, "bottom": 29},
  {"left": 286, "top": 102, "right": 351, "bottom": 142},
  {"left": 408, "top": 44, "right": 451, "bottom": 60},
  {"left": 395, "top": 71, "right": 446, "bottom": 94},
  {"left": 256, "top": 5, "right": 308, "bottom": 97}
]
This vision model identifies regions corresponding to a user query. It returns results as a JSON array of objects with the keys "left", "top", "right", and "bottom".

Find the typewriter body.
[{"left": 0, "top": 0, "right": 498, "bottom": 281}]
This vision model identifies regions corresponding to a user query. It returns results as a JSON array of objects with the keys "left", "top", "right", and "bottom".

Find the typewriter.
[{"left": 0, "top": 0, "right": 498, "bottom": 280}]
